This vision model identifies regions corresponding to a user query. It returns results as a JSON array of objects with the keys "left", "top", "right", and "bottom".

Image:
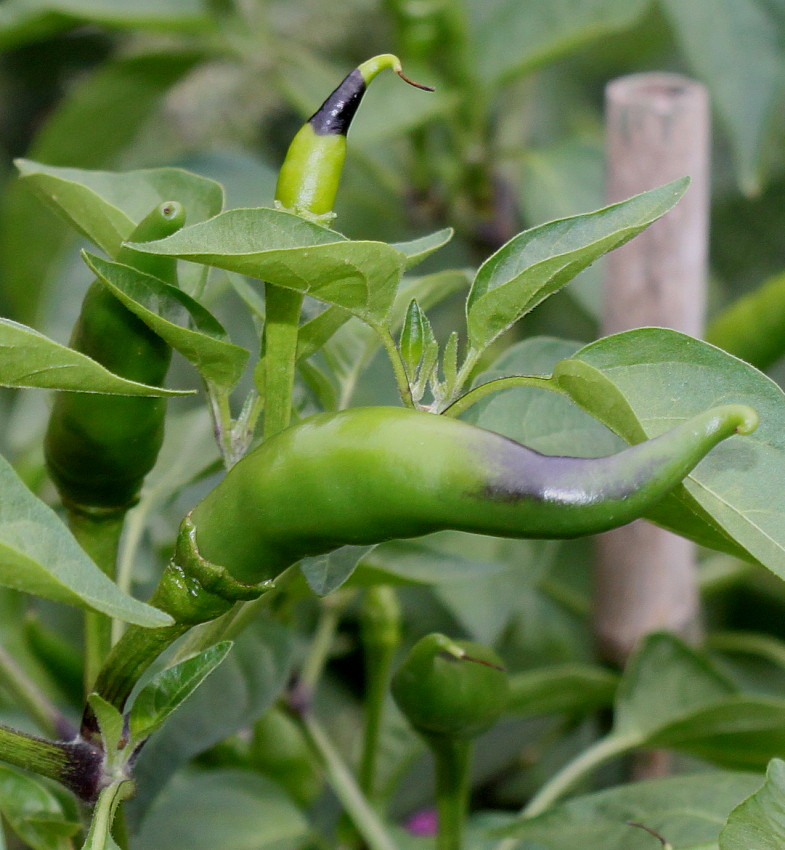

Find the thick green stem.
[
  {"left": 0, "top": 724, "right": 102, "bottom": 802},
  {"left": 263, "top": 286, "right": 304, "bottom": 440},
  {"left": 428, "top": 736, "right": 472, "bottom": 850},
  {"left": 299, "top": 713, "right": 398, "bottom": 850},
  {"left": 68, "top": 511, "right": 124, "bottom": 696}
]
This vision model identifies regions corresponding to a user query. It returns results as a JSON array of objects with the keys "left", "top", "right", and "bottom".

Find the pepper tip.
[{"left": 732, "top": 404, "right": 759, "bottom": 435}]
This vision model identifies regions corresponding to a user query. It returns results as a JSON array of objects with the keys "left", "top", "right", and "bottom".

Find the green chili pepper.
[
  {"left": 392, "top": 633, "right": 509, "bottom": 740},
  {"left": 45, "top": 201, "right": 186, "bottom": 514},
  {"left": 185, "top": 403, "right": 758, "bottom": 586},
  {"left": 274, "top": 53, "right": 433, "bottom": 219},
  {"left": 88, "top": 401, "right": 756, "bottom": 722},
  {"left": 392, "top": 633, "right": 510, "bottom": 850}
]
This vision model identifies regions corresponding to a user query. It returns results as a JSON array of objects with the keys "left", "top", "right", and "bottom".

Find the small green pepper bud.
[
  {"left": 391, "top": 633, "right": 509, "bottom": 740},
  {"left": 274, "top": 53, "right": 433, "bottom": 220}
]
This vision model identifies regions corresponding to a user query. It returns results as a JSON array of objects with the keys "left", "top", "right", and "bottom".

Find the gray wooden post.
[{"left": 595, "top": 73, "right": 710, "bottom": 668}]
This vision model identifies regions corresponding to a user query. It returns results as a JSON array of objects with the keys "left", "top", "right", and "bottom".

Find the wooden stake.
[{"left": 596, "top": 73, "right": 710, "bottom": 668}]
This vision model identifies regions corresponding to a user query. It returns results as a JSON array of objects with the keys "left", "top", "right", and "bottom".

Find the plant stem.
[
  {"left": 299, "top": 713, "right": 398, "bottom": 850},
  {"left": 82, "top": 780, "right": 133, "bottom": 850},
  {"left": 0, "top": 724, "right": 102, "bottom": 801},
  {"left": 263, "top": 284, "right": 304, "bottom": 439},
  {"left": 429, "top": 736, "right": 472, "bottom": 850},
  {"left": 376, "top": 326, "right": 415, "bottom": 408},
  {"left": 0, "top": 644, "right": 68, "bottom": 739},
  {"left": 68, "top": 511, "right": 124, "bottom": 696},
  {"left": 441, "top": 374, "right": 565, "bottom": 418},
  {"left": 493, "top": 733, "right": 635, "bottom": 850}
]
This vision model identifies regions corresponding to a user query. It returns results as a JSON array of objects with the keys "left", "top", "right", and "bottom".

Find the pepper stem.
[
  {"left": 428, "top": 735, "right": 473, "bottom": 850},
  {"left": 68, "top": 510, "right": 124, "bottom": 695}
]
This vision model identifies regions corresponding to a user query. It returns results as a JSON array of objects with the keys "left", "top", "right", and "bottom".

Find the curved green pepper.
[
  {"left": 275, "top": 53, "right": 433, "bottom": 218},
  {"left": 45, "top": 201, "right": 185, "bottom": 513},
  {"left": 186, "top": 403, "right": 757, "bottom": 586},
  {"left": 88, "top": 401, "right": 756, "bottom": 721}
]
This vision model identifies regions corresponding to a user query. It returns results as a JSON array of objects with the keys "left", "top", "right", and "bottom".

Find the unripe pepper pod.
[
  {"left": 183, "top": 403, "right": 758, "bottom": 586},
  {"left": 45, "top": 201, "right": 186, "bottom": 513},
  {"left": 392, "top": 633, "right": 509, "bottom": 740},
  {"left": 274, "top": 53, "right": 433, "bottom": 218}
]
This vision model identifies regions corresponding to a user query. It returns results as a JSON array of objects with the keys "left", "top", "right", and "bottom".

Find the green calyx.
[
  {"left": 45, "top": 201, "right": 186, "bottom": 513},
  {"left": 391, "top": 633, "right": 509, "bottom": 740}
]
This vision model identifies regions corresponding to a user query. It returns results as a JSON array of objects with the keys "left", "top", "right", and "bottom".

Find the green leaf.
[
  {"left": 0, "top": 318, "right": 191, "bottom": 396},
  {"left": 462, "top": 337, "right": 623, "bottom": 457},
  {"left": 662, "top": 0, "right": 785, "bottom": 194},
  {"left": 133, "top": 769, "right": 309, "bottom": 850},
  {"left": 399, "top": 300, "right": 427, "bottom": 379},
  {"left": 720, "top": 759, "right": 785, "bottom": 850},
  {"left": 300, "top": 545, "right": 376, "bottom": 596},
  {"left": 127, "top": 207, "right": 407, "bottom": 325},
  {"left": 0, "top": 765, "right": 80, "bottom": 850},
  {"left": 507, "top": 664, "right": 619, "bottom": 718},
  {"left": 648, "top": 698, "right": 785, "bottom": 771},
  {"left": 83, "top": 254, "right": 248, "bottom": 389},
  {"left": 392, "top": 228, "right": 453, "bottom": 270},
  {"left": 128, "top": 618, "right": 294, "bottom": 820},
  {"left": 466, "top": 179, "right": 688, "bottom": 352},
  {"left": 552, "top": 328, "right": 785, "bottom": 575},
  {"left": 470, "top": 0, "right": 651, "bottom": 85},
  {"left": 87, "top": 694, "right": 126, "bottom": 755},
  {"left": 16, "top": 159, "right": 223, "bottom": 256},
  {"left": 499, "top": 771, "right": 763, "bottom": 850},
  {"left": 129, "top": 642, "right": 232, "bottom": 741},
  {"left": 0, "top": 51, "right": 202, "bottom": 322},
  {"left": 0, "top": 453, "right": 172, "bottom": 627},
  {"left": 35, "top": 0, "right": 210, "bottom": 30},
  {"left": 613, "top": 633, "right": 736, "bottom": 742}
]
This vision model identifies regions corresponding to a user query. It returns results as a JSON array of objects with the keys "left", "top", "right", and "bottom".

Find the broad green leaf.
[
  {"left": 36, "top": 0, "right": 209, "bottom": 30},
  {"left": 127, "top": 207, "right": 407, "bottom": 325},
  {"left": 129, "top": 642, "right": 232, "bottom": 741},
  {"left": 469, "top": 0, "right": 651, "bottom": 85},
  {"left": 552, "top": 328, "right": 785, "bottom": 575},
  {"left": 0, "top": 453, "right": 172, "bottom": 627},
  {"left": 720, "top": 759, "right": 785, "bottom": 850},
  {"left": 0, "top": 5, "right": 67, "bottom": 52},
  {"left": 83, "top": 254, "right": 248, "bottom": 389},
  {"left": 649, "top": 698, "right": 785, "bottom": 770},
  {"left": 662, "top": 0, "right": 785, "bottom": 194},
  {"left": 462, "top": 337, "right": 623, "bottom": 457},
  {"left": 499, "top": 771, "right": 763, "bottom": 850},
  {"left": 0, "top": 51, "right": 203, "bottom": 322},
  {"left": 392, "top": 228, "right": 453, "bottom": 270},
  {"left": 16, "top": 159, "right": 223, "bottom": 256},
  {"left": 613, "top": 633, "right": 736, "bottom": 741},
  {"left": 466, "top": 179, "right": 688, "bottom": 352},
  {"left": 128, "top": 618, "right": 294, "bottom": 820},
  {"left": 0, "top": 318, "right": 190, "bottom": 396},
  {"left": 0, "top": 765, "right": 80, "bottom": 850},
  {"left": 520, "top": 139, "right": 605, "bottom": 317},
  {"left": 507, "top": 664, "right": 619, "bottom": 718},
  {"left": 134, "top": 769, "right": 309, "bottom": 850},
  {"left": 300, "top": 545, "right": 376, "bottom": 596},
  {"left": 87, "top": 694, "right": 125, "bottom": 755}
]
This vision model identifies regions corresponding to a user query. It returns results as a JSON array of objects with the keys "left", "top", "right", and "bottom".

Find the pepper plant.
[{"left": 0, "top": 53, "right": 785, "bottom": 850}]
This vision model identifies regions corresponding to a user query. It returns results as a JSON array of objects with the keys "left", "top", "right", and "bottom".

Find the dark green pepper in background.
[{"left": 45, "top": 201, "right": 185, "bottom": 514}]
